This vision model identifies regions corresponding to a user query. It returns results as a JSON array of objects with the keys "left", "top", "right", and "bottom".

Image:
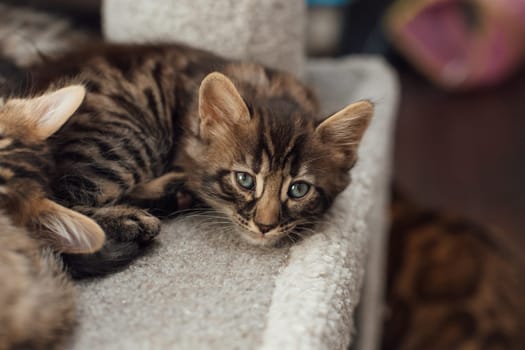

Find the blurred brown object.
[
  {"left": 0, "top": 0, "right": 101, "bottom": 28},
  {"left": 394, "top": 65, "right": 525, "bottom": 266},
  {"left": 382, "top": 189, "right": 525, "bottom": 350},
  {"left": 0, "top": 0, "right": 100, "bottom": 13}
]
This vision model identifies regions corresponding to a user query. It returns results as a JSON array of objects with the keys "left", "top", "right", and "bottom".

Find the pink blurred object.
[{"left": 386, "top": 0, "right": 525, "bottom": 90}]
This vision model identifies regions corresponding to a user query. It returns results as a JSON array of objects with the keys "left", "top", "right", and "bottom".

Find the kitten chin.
[
  {"left": 234, "top": 228, "right": 283, "bottom": 247},
  {"left": 213, "top": 210, "right": 285, "bottom": 247},
  {"left": 236, "top": 227, "right": 282, "bottom": 247},
  {"left": 228, "top": 214, "right": 295, "bottom": 247}
]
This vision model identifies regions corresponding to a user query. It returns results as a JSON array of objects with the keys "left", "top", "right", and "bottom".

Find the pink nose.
[{"left": 255, "top": 223, "right": 277, "bottom": 234}]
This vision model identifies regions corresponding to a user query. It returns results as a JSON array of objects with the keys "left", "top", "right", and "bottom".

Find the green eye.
[
  {"left": 288, "top": 182, "right": 310, "bottom": 199},
  {"left": 235, "top": 172, "right": 255, "bottom": 190}
]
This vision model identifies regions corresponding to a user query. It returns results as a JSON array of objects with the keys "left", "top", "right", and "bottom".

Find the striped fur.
[
  {"left": 29, "top": 44, "right": 373, "bottom": 275},
  {"left": 0, "top": 218, "right": 75, "bottom": 350},
  {"left": 0, "top": 86, "right": 105, "bottom": 349}
]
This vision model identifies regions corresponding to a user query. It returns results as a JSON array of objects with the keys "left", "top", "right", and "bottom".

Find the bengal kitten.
[
  {"left": 0, "top": 85, "right": 105, "bottom": 349},
  {"left": 27, "top": 43, "right": 373, "bottom": 277},
  {"left": 382, "top": 192, "right": 525, "bottom": 350}
]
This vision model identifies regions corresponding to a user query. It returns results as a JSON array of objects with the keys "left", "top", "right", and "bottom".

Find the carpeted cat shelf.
[{"left": 70, "top": 1, "right": 399, "bottom": 349}]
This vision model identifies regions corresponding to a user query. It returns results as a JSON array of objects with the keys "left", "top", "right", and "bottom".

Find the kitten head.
[
  {"left": 0, "top": 85, "right": 105, "bottom": 253},
  {"left": 186, "top": 72, "right": 372, "bottom": 246}
]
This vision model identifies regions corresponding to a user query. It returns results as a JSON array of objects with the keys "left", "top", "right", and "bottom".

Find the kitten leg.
[
  {"left": 53, "top": 169, "right": 168, "bottom": 277},
  {"left": 62, "top": 239, "right": 144, "bottom": 278},
  {"left": 122, "top": 171, "right": 197, "bottom": 217},
  {"left": 62, "top": 205, "right": 161, "bottom": 278},
  {"left": 74, "top": 205, "right": 161, "bottom": 243},
  {"left": 52, "top": 166, "right": 164, "bottom": 242}
]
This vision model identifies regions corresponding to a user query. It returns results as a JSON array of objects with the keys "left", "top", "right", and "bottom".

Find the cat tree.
[{"left": 69, "top": 1, "right": 399, "bottom": 349}]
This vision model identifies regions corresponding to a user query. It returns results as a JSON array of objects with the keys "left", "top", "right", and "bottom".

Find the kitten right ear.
[
  {"left": 34, "top": 199, "right": 105, "bottom": 254},
  {"left": 198, "top": 72, "right": 250, "bottom": 139},
  {"left": 315, "top": 100, "right": 373, "bottom": 166},
  {"left": 12, "top": 85, "right": 85, "bottom": 140}
]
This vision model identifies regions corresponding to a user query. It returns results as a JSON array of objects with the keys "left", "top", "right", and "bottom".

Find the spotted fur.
[
  {"left": 382, "top": 192, "right": 525, "bottom": 350},
  {"left": 29, "top": 44, "right": 373, "bottom": 276}
]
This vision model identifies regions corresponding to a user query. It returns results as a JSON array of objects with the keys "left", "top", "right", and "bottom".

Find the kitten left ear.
[
  {"left": 24, "top": 85, "right": 86, "bottom": 140},
  {"left": 198, "top": 72, "right": 250, "bottom": 139},
  {"left": 315, "top": 100, "right": 373, "bottom": 165}
]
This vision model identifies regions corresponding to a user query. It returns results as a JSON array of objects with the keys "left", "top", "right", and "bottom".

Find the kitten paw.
[
  {"left": 118, "top": 210, "right": 161, "bottom": 243},
  {"left": 78, "top": 206, "right": 161, "bottom": 243}
]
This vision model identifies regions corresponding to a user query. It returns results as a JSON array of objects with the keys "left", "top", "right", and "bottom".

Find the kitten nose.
[{"left": 255, "top": 222, "right": 277, "bottom": 234}]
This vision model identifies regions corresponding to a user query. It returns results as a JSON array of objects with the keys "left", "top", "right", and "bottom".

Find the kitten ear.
[
  {"left": 23, "top": 85, "right": 86, "bottom": 140},
  {"left": 315, "top": 100, "right": 373, "bottom": 165},
  {"left": 198, "top": 72, "right": 250, "bottom": 139},
  {"left": 34, "top": 199, "right": 105, "bottom": 254}
]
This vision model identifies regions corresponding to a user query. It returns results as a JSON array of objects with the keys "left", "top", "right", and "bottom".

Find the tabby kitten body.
[
  {"left": 0, "top": 86, "right": 105, "bottom": 349},
  {"left": 30, "top": 44, "right": 373, "bottom": 276}
]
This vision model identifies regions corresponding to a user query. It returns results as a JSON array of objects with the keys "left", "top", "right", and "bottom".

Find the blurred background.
[
  {"left": 1, "top": 0, "right": 524, "bottom": 348},
  {"left": 309, "top": 0, "right": 525, "bottom": 259}
]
